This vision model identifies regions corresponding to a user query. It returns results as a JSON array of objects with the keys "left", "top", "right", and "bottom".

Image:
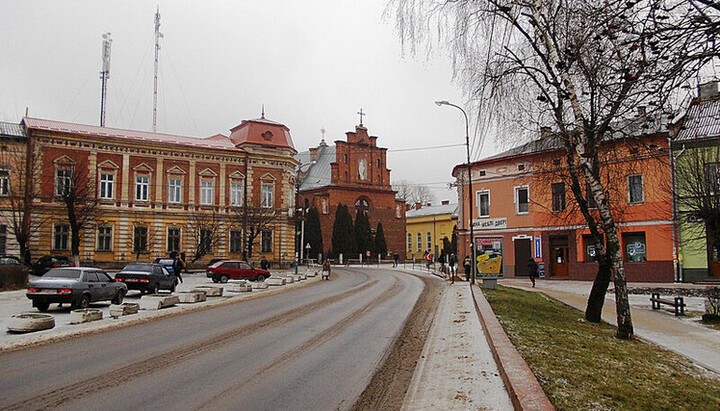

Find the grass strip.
[{"left": 484, "top": 286, "right": 720, "bottom": 410}]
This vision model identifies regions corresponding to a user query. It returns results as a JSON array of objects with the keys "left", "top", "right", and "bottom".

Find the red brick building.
[{"left": 297, "top": 125, "right": 406, "bottom": 261}]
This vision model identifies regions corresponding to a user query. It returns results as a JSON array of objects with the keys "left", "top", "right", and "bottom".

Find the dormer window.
[
  {"left": 518, "top": 164, "right": 526, "bottom": 171},
  {"left": 262, "top": 131, "right": 273, "bottom": 140}
]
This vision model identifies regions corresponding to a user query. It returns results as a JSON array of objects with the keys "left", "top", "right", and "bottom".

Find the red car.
[{"left": 206, "top": 260, "right": 269, "bottom": 283}]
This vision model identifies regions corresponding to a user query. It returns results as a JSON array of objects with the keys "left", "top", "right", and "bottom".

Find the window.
[
  {"left": 552, "top": 183, "right": 566, "bottom": 212},
  {"left": 582, "top": 234, "right": 604, "bottom": 262},
  {"left": 56, "top": 169, "right": 72, "bottom": 196},
  {"left": 167, "top": 228, "right": 180, "bottom": 252},
  {"left": 358, "top": 158, "right": 367, "bottom": 180},
  {"left": 623, "top": 232, "right": 647, "bottom": 262},
  {"left": 230, "top": 230, "right": 243, "bottom": 253},
  {"left": 200, "top": 228, "right": 213, "bottom": 253},
  {"left": 230, "top": 182, "right": 243, "bottom": 206},
  {"left": 99, "top": 173, "right": 113, "bottom": 199},
  {"left": 0, "top": 170, "right": 9, "bottom": 196},
  {"left": 343, "top": 154, "right": 348, "bottom": 163},
  {"left": 0, "top": 225, "right": 6, "bottom": 254},
  {"left": 355, "top": 197, "right": 369, "bottom": 215},
  {"left": 261, "top": 229, "right": 272, "bottom": 253},
  {"left": 135, "top": 175, "right": 149, "bottom": 201},
  {"left": 168, "top": 178, "right": 182, "bottom": 203},
  {"left": 376, "top": 159, "right": 381, "bottom": 167},
  {"left": 97, "top": 226, "right": 112, "bottom": 251},
  {"left": 407, "top": 233, "right": 412, "bottom": 253},
  {"left": 200, "top": 180, "right": 214, "bottom": 205},
  {"left": 426, "top": 232, "right": 432, "bottom": 252},
  {"left": 417, "top": 233, "right": 422, "bottom": 252},
  {"left": 515, "top": 186, "right": 529, "bottom": 214},
  {"left": 261, "top": 183, "right": 274, "bottom": 208},
  {"left": 518, "top": 164, "right": 525, "bottom": 171},
  {"left": 133, "top": 226, "right": 148, "bottom": 254},
  {"left": 477, "top": 190, "right": 490, "bottom": 217},
  {"left": 478, "top": 170, "right": 486, "bottom": 177},
  {"left": 54, "top": 223, "right": 69, "bottom": 250},
  {"left": 628, "top": 174, "right": 643, "bottom": 204}
]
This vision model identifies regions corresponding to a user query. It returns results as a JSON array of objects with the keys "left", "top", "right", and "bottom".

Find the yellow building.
[{"left": 405, "top": 201, "right": 458, "bottom": 261}]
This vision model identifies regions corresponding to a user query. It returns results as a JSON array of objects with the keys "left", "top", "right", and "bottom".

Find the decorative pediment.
[
  {"left": 133, "top": 163, "right": 154, "bottom": 173},
  {"left": 261, "top": 173, "right": 276, "bottom": 182},
  {"left": 97, "top": 160, "right": 119, "bottom": 170},
  {"left": 198, "top": 168, "right": 218, "bottom": 177},
  {"left": 53, "top": 155, "right": 76, "bottom": 166},
  {"left": 166, "top": 166, "right": 187, "bottom": 175},
  {"left": 228, "top": 170, "right": 245, "bottom": 179}
]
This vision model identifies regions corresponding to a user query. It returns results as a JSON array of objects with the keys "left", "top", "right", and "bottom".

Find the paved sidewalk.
[
  {"left": 402, "top": 282, "right": 513, "bottom": 410},
  {"left": 500, "top": 278, "right": 720, "bottom": 374}
]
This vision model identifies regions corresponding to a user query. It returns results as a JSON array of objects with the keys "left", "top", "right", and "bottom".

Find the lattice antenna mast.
[
  {"left": 99, "top": 32, "right": 112, "bottom": 127},
  {"left": 153, "top": 7, "right": 163, "bottom": 132}
]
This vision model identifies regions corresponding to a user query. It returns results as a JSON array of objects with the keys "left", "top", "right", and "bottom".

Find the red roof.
[
  {"left": 22, "top": 118, "right": 246, "bottom": 153},
  {"left": 229, "top": 117, "right": 296, "bottom": 151}
]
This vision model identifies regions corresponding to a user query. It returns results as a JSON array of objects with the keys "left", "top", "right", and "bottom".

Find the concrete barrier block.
[
  {"left": 266, "top": 277, "right": 285, "bottom": 286},
  {"left": 7, "top": 313, "right": 55, "bottom": 333},
  {"left": 284, "top": 275, "right": 295, "bottom": 284},
  {"left": 252, "top": 282, "right": 269, "bottom": 289},
  {"left": 109, "top": 303, "right": 140, "bottom": 318},
  {"left": 306, "top": 269, "right": 318, "bottom": 277},
  {"left": 177, "top": 290, "right": 208, "bottom": 303},
  {"left": 192, "top": 286, "right": 223, "bottom": 297},
  {"left": 226, "top": 283, "right": 252, "bottom": 293},
  {"left": 70, "top": 308, "right": 103, "bottom": 324},
  {"left": 140, "top": 294, "right": 180, "bottom": 310}
]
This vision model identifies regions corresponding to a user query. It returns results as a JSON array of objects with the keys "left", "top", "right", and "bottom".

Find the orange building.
[
  {"left": 452, "top": 130, "right": 674, "bottom": 282},
  {"left": 2, "top": 115, "right": 298, "bottom": 267}
]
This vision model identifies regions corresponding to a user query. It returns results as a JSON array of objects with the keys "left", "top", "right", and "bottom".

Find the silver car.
[{"left": 26, "top": 267, "right": 127, "bottom": 312}]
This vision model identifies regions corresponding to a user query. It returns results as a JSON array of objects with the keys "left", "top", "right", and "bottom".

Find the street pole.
[
  {"left": 436, "top": 100, "right": 475, "bottom": 285},
  {"left": 295, "top": 160, "right": 315, "bottom": 274}
]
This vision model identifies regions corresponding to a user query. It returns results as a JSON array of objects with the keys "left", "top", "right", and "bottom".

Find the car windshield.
[
  {"left": 157, "top": 259, "right": 174, "bottom": 265},
  {"left": 44, "top": 269, "right": 81, "bottom": 279},
  {"left": 123, "top": 264, "right": 152, "bottom": 272}
]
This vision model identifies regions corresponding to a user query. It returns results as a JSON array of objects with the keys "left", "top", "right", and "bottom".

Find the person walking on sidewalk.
[
  {"left": 321, "top": 258, "right": 331, "bottom": 280},
  {"left": 463, "top": 256, "right": 471, "bottom": 281},
  {"left": 173, "top": 254, "right": 184, "bottom": 284},
  {"left": 528, "top": 258, "right": 539, "bottom": 287},
  {"left": 448, "top": 253, "right": 456, "bottom": 277}
]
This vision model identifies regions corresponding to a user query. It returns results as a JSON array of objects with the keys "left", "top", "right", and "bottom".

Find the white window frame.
[
  {"left": 417, "top": 233, "right": 422, "bottom": 252},
  {"left": 97, "top": 226, "right": 112, "bottom": 251},
  {"left": 168, "top": 177, "right": 182, "bottom": 204},
  {"left": 261, "top": 183, "right": 274, "bottom": 208},
  {"left": 56, "top": 168, "right": 72, "bottom": 196},
  {"left": 54, "top": 223, "right": 69, "bottom": 250},
  {"left": 230, "top": 181, "right": 243, "bottom": 206},
  {"left": 408, "top": 233, "right": 412, "bottom": 253},
  {"left": 476, "top": 190, "right": 490, "bottom": 218},
  {"left": 0, "top": 169, "right": 9, "bottom": 196},
  {"left": 200, "top": 179, "right": 214, "bottom": 205},
  {"left": 135, "top": 175, "right": 149, "bottom": 201},
  {"left": 628, "top": 174, "right": 644, "bottom": 204},
  {"left": 514, "top": 185, "right": 529, "bottom": 215},
  {"left": 99, "top": 173, "right": 114, "bottom": 199},
  {"left": 426, "top": 232, "right": 432, "bottom": 252}
]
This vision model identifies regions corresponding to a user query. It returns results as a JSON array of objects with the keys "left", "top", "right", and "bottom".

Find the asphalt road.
[{"left": 0, "top": 267, "right": 424, "bottom": 411}]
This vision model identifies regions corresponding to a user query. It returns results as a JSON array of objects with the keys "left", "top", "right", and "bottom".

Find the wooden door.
[
  {"left": 552, "top": 245, "right": 569, "bottom": 278},
  {"left": 514, "top": 238, "right": 532, "bottom": 276}
]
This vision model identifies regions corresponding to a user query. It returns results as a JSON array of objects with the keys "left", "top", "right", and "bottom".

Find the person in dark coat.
[
  {"left": 260, "top": 256, "right": 269, "bottom": 270},
  {"left": 463, "top": 256, "right": 471, "bottom": 281},
  {"left": 172, "top": 255, "right": 184, "bottom": 284},
  {"left": 393, "top": 253, "right": 399, "bottom": 267},
  {"left": 448, "top": 253, "right": 456, "bottom": 276},
  {"left": 528, "top": 258, "right": 539, "bottom": 287}
]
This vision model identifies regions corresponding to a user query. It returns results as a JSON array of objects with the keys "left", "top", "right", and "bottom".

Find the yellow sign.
[{"left": 477, "top": 254, "right": 502, "bottom": 275}]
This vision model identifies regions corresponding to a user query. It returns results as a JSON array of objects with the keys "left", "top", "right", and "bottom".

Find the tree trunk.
[
  {"left": 584, "top": 256, "right": 611, "bottom": 322},
  {"left": 71, "top": 225, "right": 81, "bottom": 267},
  {"left": 610, "top": 247, "right": 634, "bottom": 339}
]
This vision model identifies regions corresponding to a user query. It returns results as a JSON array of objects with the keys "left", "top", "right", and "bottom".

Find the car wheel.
[
  {"left": 151, "top": 283, "right": 159, "bottom": 295},
  {"left": 256, "top": 274, "right": 266, "bottom": 282},
  {"left": 35, "top": 301, "right": 50, "bottom": 312},
  {"left": 111, "top": 289, "right": 125, "bottom": 304},
  {"left": 219, "top": 274, "right": 229, "bottom": 283},
  {"left": 77, "top": 294, "right": 90, "bottom": 309}
]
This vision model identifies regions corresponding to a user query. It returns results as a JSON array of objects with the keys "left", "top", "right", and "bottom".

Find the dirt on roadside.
[{"left": 351, "top": 272, "right": 444, "bottom": 410}]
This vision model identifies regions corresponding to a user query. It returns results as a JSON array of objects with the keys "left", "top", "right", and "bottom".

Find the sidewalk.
[
  {"left": 402, "top": 281, "right": 513, "bottom": 410},
  {"left": 500, "top": 278, "right": 720, "bottom": 374}
]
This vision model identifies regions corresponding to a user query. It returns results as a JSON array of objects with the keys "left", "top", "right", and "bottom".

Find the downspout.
[{"left": 669, "top": 140, "right": 686, "bottom": 282}]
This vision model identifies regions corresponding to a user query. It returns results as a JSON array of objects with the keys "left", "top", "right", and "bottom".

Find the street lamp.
[
  {"left": 435, "top": 100, "right": 476, "bottom": 285},
  {"left": 295, "top": 160, "right": 315, "bottom": 274}
]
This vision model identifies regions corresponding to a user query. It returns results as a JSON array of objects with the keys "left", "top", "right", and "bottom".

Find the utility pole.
[
  {"left": 153, "top": 7, "right": 163, "bottom": 132},
  {"left": 99, "top": 33, "right": 112, "bottom": 127}
]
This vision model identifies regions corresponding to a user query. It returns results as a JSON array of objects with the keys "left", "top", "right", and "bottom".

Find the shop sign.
[{"left": 472, "top": 217, "right": 507, "bottom": 230}]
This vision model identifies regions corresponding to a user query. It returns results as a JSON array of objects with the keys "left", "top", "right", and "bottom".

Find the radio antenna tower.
[
  {"left": 99, "top": 32, "right": 112, "bottom": 127},
  {"left": 153, "top": 7, "right": 163, "bottom": 132}
]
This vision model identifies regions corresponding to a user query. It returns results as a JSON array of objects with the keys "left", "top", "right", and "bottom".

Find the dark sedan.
[
  {"left": 115, "top": 263, "right": 178, "bottom": 294},
  {"left": 26, "top": 267, "right": 127, "bottom": 312},
  {"left": 32, "top": 255, "right": 75, "bottom": 276}
]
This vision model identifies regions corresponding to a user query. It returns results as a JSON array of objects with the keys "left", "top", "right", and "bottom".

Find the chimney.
[
  {"left": 699, "top": 81, "right": 720, "bottom": 99},
  {"left": 415, "top": 202, "right": 422, "bottom": 210},
  {"left": 540, "top": 126, "right": 552, "bottom": 138},
  {"left": 441, "top": 200, "right": 450, "bottom": 205},
  {"left": 309, "top": 147, "right": 320, "bottom": 163}
]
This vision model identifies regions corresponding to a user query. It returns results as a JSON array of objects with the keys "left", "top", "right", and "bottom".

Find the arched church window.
[{"left": 355, "top": 197, "right": 370, "bottom": 215}]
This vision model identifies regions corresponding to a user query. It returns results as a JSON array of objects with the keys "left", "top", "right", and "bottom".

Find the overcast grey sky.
[{"left": 0, "top": 1, "right": 488, "bottom": 201}]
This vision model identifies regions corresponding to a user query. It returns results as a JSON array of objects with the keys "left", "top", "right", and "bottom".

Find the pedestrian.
[
  {"left": 393, "top": 253, "right": 399, "bottom": 267},
  {"left": 169, "top": 250, "right": 179, "bottom": 259},
  {"left": 260, "top": 256, "right": 269, "bottom": 270},
  {"left": 528, "top": 258, "right": 539, "bottom": 287},
  {"left": 438, "top": 252, "right": 446, "bottom": 273},
  {"left": 448, "top": 253, "right": 456, "bottom": 277},
  {"left": 322, "top": 258, "right": 331, "bottom": 280},
  {"left": 463, "top": 255, "right": 471, "bottom": 281},
  {"left": 173, "top": 255, "right": 184, "bottom": 284}
]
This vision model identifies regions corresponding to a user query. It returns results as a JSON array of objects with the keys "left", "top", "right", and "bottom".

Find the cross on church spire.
[{"left": 357, "top": 108, "right": 366, "bottom": 126}]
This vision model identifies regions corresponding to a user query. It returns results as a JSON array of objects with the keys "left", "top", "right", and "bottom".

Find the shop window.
[
  {"left": 623, "top": 232, "right": 647, "bottom": 262},
  {"left": 582, "top": 234, "right": 604, "bottom": 262}
]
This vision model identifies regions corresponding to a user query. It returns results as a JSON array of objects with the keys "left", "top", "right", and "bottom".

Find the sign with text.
[
  {"left": 534, "top": 235, "right": 542, "bottom": 259},
  {"left": 472, "top": 217, "right": 507, "bottom": 230},
  {"left": 474, "top": 236, "right": 504, "bottom": 279}
]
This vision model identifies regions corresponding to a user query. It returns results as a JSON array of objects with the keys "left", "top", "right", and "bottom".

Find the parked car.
[
  {"left": 206, "top": 260, "right": 269, "bottom": 283},
  {"left": 206, "top": 258, "right": 226, "bottom": 269},
  {"left": 0, "top": 255, "right": 28, "bottom": 290},
  {"left": 32, "top": 256, "right": 75, "bottom": 276},
  {"left": 26, "top": 267, "right": 127, "bottom": 312},
  {"left": 115, "top": 262, "right": 178, "bottom": 294},
  {"left": 154, "top": 258, "right": 176, "bottom": 275}
]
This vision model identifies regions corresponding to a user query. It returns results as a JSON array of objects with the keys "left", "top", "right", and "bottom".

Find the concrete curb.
[{"left": 470, "top": 284, "right": 555, "bottom": 411}]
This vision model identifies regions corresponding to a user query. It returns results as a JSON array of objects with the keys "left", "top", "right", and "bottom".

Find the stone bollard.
[
  {"left": 70, "top": 308, "right": 103, "bottom": 324},
  {"left": 7, "top": 313, "right": 55, "bottom": 333},
  {"left": 139, "top": 294, "right": 180, "bottom": 310},
  {"left": 177, "top": 290, "right": 208, "bottom": 303},
  {"left": 192, "top": 286, "right": 223, "bottom": 297},
  {"left": 109, "top": 303, "right": 140, "bottom": 318}
]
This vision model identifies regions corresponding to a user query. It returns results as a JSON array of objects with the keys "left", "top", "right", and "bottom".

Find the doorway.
[
  {"left": 514, "top": 238, "right": 532, "bottom": 276},
  {"left": 550, "top": 236, "right": 569, "bottom": 278}
]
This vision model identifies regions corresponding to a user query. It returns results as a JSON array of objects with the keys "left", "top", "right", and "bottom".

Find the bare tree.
[
  {"left": 0, "top": 142, "right": 45, "bottom": 265},
  {"left": 234, "top": 206, "right": 279, "bottom": 261},
  {"left": 124, "top": 218, "right": 160, "bottom": 261},
  {"left": 393, "top": 179, "right": 436, "bottom": 205},
  {"left": 56, "top": 157, "right": 100, "bottom": 266},
  {"left": 392, "top": 0, "right": 718, "bottom": 339},
  {"left": 187, "top": 209, "right": 225, "bottom": 263}
]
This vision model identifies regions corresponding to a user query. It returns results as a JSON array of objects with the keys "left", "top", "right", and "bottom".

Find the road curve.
[{"left": 0, "top": 268, "right": 424, "bottom": 411}]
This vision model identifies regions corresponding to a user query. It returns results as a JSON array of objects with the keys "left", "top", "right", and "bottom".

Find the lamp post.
[
  {"left": 295, "top": 160, "right": 315, "bottom": 274},
  {"left": 435, "top": 100, "right": 475, "bottom": 285}
]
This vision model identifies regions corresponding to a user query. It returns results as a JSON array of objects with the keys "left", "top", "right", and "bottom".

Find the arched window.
[{"left": 355, "top": 197, "right": 370, "bottom": 215}]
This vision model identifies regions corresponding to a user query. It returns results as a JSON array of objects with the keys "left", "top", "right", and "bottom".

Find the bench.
[{"left": 650, "top": 292, "right": 685, "bottom": 316}]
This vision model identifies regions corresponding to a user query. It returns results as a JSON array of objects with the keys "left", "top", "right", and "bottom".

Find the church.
[{"left": 297, "top": 122, "right": 406, "bottom": 261}]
